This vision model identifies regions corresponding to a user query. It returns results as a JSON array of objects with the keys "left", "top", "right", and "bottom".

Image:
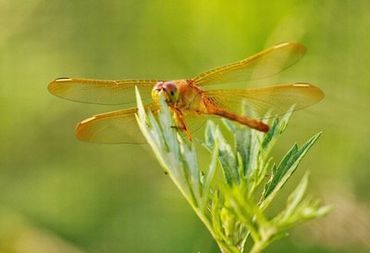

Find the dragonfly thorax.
[{"left": 152, "top": 81, "right": 180, "bottom": 104}]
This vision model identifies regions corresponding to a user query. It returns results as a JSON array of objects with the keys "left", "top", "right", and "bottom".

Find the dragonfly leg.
[
  {"left": 172, "top": 108, "right": 192, "bottom": 140},
  {"left": 207, "top": 107, "right": 269, "bottom": 133}
]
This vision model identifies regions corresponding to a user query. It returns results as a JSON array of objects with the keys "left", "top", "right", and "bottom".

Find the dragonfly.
[{"left": 48, "top": 42, "right": 324, "bottom": 144}]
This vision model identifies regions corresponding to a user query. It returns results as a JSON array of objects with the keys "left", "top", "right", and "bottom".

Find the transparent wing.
[
  {"left": 48, "top": 78, "right": 159, "bottom": 105},
  {"left": 192, "top": 42, "right": 306, "bottom": 87},
  {"left": 183, "top": 111, "right": 208, "bottom": 134},
  {"left": 204, "top": 83, "right": 324, "bottom": 119},
  {"left": 76, "top": 104, "right": 159, "bottom": 144}
]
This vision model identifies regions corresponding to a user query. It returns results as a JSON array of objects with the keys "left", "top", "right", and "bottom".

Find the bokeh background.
[{"left": 1, "top": 0, "right": 369, "bottom": 252}]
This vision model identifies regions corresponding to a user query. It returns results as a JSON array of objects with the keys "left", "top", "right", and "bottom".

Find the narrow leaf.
[
  {"left": 261, "top": 133, "right": 321, "bottom": 209},
  {"left": 200, "top": 140, "right": 219, "bottom": 211}
]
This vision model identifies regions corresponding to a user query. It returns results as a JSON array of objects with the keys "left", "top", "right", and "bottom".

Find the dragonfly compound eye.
[{"left": 163, "top": 81, "right": 179, "bottom": 103}]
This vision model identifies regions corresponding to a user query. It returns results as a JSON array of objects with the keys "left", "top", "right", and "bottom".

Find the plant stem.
[
  {"left": 250, "top": 226, "right": 276, "bottom": 253},
  {"left": 250, "top": 242, "right": 266, "bottom": 253}
]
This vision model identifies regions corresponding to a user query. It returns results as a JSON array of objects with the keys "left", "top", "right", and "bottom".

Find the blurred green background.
[{"left": 1, "top": 0, "right": 369, "bottom": 252}]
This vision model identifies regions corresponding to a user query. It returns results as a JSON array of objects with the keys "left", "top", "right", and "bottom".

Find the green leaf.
[
  {"left": 182, "top": 142, "right": 201, "bottom": 205},
  {"left": 211, "top": 190, "right": 223, "bottom": 236},
  {"left": 205, "top": 121, "right": 239, "bottom": 185},
  {"left": 261, "top": 132, "right": 322, "bottom": 209},
  {"left": 200, "top": 140, "right": 219, "bottom": 211},
  {"left": 281, "top": 171, "right": 310, "bottom": 220},
  {"left": 262, "top": 118, "right": 279, "bottom": 149},
  {"left": 262, "top": 106, "right": 294, "bottom": 153},
  {"left": 235, "top": 128, "right": 252, "bottom": 176},
  {"left": 218, "top": 139, "right": 239, "bottom": 185},
  {"left": 205, "top": 121, "right": 217, "bottom": 149}
]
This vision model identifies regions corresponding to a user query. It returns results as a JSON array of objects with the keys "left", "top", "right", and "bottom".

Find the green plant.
[{"left": 135, "top": 88, "right": 330, "bottom": 253}]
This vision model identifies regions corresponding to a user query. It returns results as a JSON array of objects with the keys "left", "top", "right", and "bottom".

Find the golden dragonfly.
[{"left": 48, "top": 42, "right": 324, "bottom": 143}]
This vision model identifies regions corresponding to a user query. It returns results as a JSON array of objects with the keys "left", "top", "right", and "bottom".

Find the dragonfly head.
[{"left": 152, "top": 81, "right": 179, "bottom": 104}]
